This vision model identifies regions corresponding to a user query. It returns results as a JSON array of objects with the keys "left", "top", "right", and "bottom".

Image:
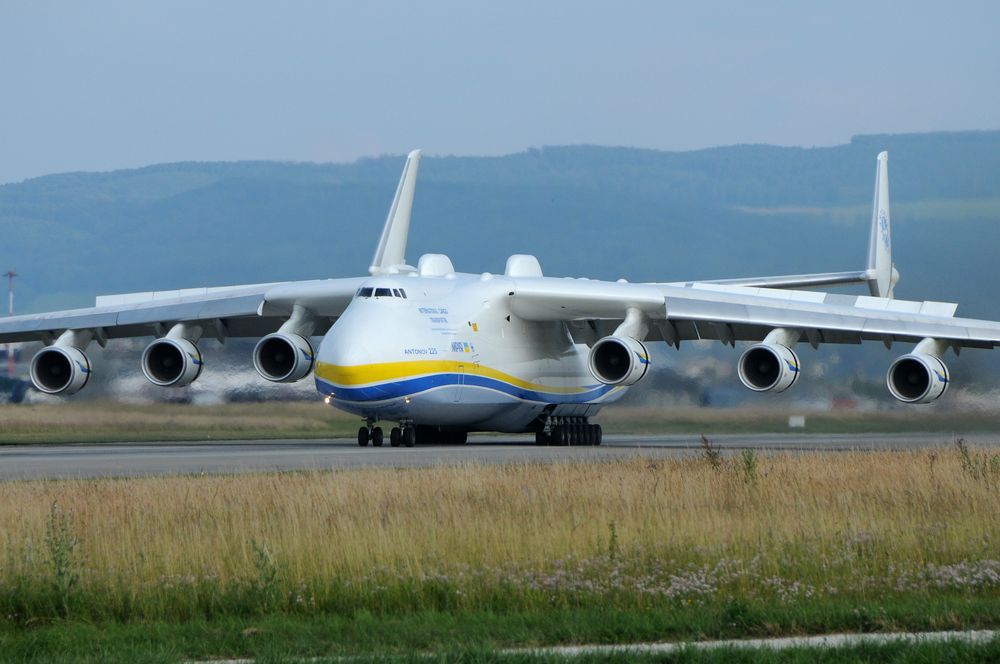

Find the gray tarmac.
[{"left": 2, "top": 431, "right": 997, "bottom": 481}]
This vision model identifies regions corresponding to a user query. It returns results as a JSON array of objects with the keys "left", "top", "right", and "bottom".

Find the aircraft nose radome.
[{"left": 318, "top": 336, "right": 371, "bottom": 369}]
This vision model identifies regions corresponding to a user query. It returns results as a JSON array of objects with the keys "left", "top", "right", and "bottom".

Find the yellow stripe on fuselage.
[{"left": 314, "top": 360, "right": 594, "bottom": 395}]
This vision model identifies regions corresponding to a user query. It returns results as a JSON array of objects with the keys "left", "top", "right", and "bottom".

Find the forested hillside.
[{"left": 2, "top": 130, "right": 998, "bottom": 319}]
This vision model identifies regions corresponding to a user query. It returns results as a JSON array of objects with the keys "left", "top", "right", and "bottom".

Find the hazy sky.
[{"left": 2, "top": 1, "right": 998, "bottom": 184}]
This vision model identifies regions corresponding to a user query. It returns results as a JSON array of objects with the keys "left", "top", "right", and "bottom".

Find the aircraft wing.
[
  {"left": 508, "top": 278, "right": 999, "bottom": 350},
  {"left": 690, "top": 152, "right": 898, "bottom": 297},
  {"left": 693, "top": 270, "right": 871, "bottom": 290},
  {"left": 0, "top": 278, "right": 366, "bottom": 344}
]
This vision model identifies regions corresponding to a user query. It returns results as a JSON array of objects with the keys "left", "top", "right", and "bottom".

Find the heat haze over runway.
[{"left": 1, "top": 433, "right": 997, "bottom": 481}]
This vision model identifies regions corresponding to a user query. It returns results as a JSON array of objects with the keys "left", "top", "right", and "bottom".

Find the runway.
[{"left": 1, "top": 431, "right": 996, "bottom": 481}]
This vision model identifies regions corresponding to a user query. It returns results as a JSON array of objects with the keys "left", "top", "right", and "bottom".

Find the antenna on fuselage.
[{"left": 370, "top": 149, "right": 421, "bottom": 275}]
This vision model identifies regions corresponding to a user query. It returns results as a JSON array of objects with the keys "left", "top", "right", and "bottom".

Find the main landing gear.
[
  {"left": 359, "top": 421, "right": 464, "bottom": 447},
  {"left": 357, "top": 420, "right": 385, "bottom": 447},
  {"left": 535, "top": 417, "right": 602, "bottom": 446},
  {"left": 376, "top": 421, "right": 414, "bottom": 447},
  {"left": 389, "top": 425, "right": 416, "bottom": 447}
]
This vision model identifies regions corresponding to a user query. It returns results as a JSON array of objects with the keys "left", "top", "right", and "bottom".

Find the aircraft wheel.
[
  {"left": 403, "top": 427, "right": 417, "bottom": 447},
  {"left": 535, "top": 430, "right": 550, "bottom": 446},
  {"left": 553, "top": 426, "right": 568, "bottom": 446},
  {"left": 594, "top": 424, "right": 603, "bottom": 446},
  {"left": 371, "top": 426, "right": 384, "bottom": 447},
  {"left": 357, "top": 426, "right": 370, "bottom": 447},
  {"left": 390, "top": 427, "right": 401, "bottom": 447}
]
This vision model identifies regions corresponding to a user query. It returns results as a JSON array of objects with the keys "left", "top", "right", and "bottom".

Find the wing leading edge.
[
  {"left": 508, "top": 277, "right": 994, "bottom": 350},
  {"left": 0, "top": 278, "right": 366, "bottom": 344},
  {"left": 0, "top": 150, "right": 426, "bottom": 346}
]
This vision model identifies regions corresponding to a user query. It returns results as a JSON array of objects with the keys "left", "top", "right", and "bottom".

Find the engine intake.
[
  {"left": 738, "top": 343, "right": 800, "bottom": 392},
  {"left": 29, "top": 346, "right": 91, "bottom": 395},
  {"left": 887, "top": 353, "right": 949, "bottom": 404},
  {"left": 589, "top": 336, "right": 650, "bottom": 386},
  {"left": 253, "top": 333, "right": 315, "bottom": 382},
  {"left": 141, "top": 338, "right": 203, "bottom": 387}
]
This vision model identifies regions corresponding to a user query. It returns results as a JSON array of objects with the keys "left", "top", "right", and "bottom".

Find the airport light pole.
[{"left": 4, "top": 269, "right": 15, "bottom": 377}]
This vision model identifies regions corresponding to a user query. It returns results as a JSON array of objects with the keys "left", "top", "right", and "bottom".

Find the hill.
[{"left": 2, "top": 130, "right": 999, "bottom": 316}]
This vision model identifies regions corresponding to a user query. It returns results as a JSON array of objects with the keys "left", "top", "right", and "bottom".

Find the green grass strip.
[{"left": 2, "top": 597, "right": 1000, "bottom": 661}]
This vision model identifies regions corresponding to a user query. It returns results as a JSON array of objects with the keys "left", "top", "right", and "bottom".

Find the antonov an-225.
[{"left": 2, "top": 151, "right": 998, "bottom": 447}]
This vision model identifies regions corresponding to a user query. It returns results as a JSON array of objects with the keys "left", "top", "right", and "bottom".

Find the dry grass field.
[
  {"left": 597, "top": 404, "right": 1000, "bottom": 434},
  {"left": 0, "top": 401, "right": 358, "bottom": 443},
  {"left": 4, "top": 401, "right": 1000, "bottom": 444},
  {"left": 2, "top": 446, "right": 999, "bottom": 623}
]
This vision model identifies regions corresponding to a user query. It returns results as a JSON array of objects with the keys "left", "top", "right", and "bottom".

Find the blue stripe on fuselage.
[{"left": 315, "top": 372, "right": 616, "bottom": 404}]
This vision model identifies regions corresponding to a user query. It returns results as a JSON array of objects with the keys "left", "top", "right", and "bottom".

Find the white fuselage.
[{"left": 313, "top": 273, "right": 625, "bottom": 432}]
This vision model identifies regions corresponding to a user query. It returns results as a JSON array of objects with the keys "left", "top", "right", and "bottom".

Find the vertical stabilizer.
[
  {"left": 866, "top": 151, "right": 897, "bottom": 298},
  {"left": 370, "top": 149, "right": 421, "bottom": 274}
]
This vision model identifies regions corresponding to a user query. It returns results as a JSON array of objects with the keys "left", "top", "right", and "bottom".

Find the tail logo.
[{"left": 878, "top": 210, "right": 889, "bottom": 250}]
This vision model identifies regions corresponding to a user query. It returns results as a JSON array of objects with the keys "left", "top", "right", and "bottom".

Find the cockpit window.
[{"left": 357, "top": 286, "right": 407, "bottom": 299}]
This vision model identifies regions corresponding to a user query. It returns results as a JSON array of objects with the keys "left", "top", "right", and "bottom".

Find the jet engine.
[
  {"left": 886, "top": 353, "right": 949, "bottom": 404},
  {"left": 29, "top": 346, "right": 91, "bottom": 395},
  {"left": 738, "top": 343, "right": 800, "bottom": 393},
  {"left": 141, "top": 338, "right": 203, "bottom": 387},
  {"left": 588, "top": 336, "right": 650, "bottom": 386},
  {"left": 253, "top": 333, "right": 315, "bottom": 382}
]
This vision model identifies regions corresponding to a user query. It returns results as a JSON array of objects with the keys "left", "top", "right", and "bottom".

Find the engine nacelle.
[
  {"left": 588, "top": 336, "right": 650, "bottom": 386},
  {"left": 141, "top": 338, "right": 203, "bottom": 387},
  {"left": 29, "top": 346, "right": 91, "bottom": 395},
  {"left": 253, "top": 333, "right": 315, "bottom": 383},
  {"left": 738, "top": 343, "right": 800, "bottom": 393},
  {"left": 886, "top": 353, "right": 949, "bottom": 404}
]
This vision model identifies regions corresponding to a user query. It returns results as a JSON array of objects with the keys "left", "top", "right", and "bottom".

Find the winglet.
[
  {"left": 866, "top": 151, "right": 898, "bottom": 298},
  {"left": 370, "top": 149, "right": 421, "bottom": 275}
]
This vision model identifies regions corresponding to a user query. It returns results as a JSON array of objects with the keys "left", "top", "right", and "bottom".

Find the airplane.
[{"left": 2, "top": 150, "right": 999, "bottom": 447}]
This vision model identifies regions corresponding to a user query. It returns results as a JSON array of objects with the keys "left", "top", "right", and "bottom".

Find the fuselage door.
[{"left": 453, "top": 363, "right": 466, "bottom": 403}]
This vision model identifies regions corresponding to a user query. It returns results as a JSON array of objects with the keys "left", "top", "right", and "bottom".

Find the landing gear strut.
[{"left": 536, "top": 417, "right": 601, "bottom": 446}]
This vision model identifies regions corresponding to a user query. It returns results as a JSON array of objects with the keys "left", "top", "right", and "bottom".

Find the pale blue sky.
[{"left": 1, "top": 1, "right": 998, "bottom": 183}]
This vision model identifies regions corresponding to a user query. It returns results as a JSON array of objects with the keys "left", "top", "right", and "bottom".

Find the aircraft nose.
[
  {"left": 318, "top": 326, "right": 372, "bottom": 369},
  {"left": 315, "top": 312, "right": 382, "bottom": 383},
  {"left": 314, "top": 323, "right": 378, "bottom": 399}
]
